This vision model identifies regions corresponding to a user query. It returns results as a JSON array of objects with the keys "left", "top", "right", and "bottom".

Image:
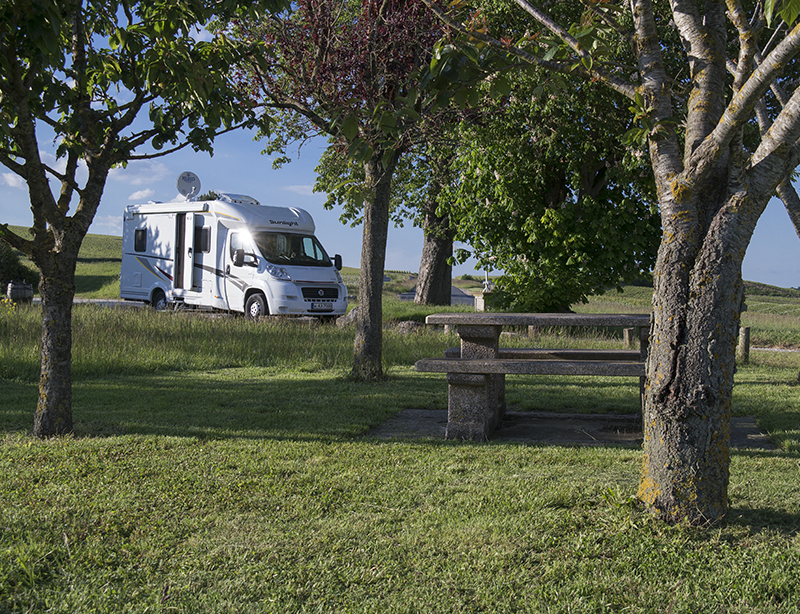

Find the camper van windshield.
[{"left": 252, "top": 232, "right": 332, "bottom": 267}]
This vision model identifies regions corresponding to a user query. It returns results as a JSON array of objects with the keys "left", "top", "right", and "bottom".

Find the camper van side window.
[
  {"left": 134, "top": 229, "right": 146, "bottom": 252},
  {"left": 230, "top": 233, "right": 242, "bottom": 260},
  {"left": 195, "top": 226, "right": 211, "bottom": 253}
]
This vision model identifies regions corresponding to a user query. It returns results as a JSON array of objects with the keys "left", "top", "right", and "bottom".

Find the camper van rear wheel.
[
  {"left": 151, "top": 289, "right": 168, "bottom": 311},
  {"left": 245, "top": 293, "right": 267, "bottom": 320}
]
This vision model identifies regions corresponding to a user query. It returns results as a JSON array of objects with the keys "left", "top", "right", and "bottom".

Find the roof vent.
[{"left": 218, "top": 193, "right": 260, "bottom": 206}]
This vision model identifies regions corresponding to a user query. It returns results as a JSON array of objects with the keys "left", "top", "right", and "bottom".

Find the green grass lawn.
[{"left": 2, "top": 301, "right": 800, "bottom": 612}]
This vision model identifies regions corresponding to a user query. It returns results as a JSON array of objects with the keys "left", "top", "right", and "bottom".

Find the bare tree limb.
[
  {"left": 630, "top": 0, "right": 683, "bottom": 182},
  {"left": 726, "top": 0, "right": 760, "bottom": 93}
]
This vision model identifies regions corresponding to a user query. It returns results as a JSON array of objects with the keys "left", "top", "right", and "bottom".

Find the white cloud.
[
  {"left": 91, "top": 215, "right": 123, "bottom": 236},
  {"left": 129, "top": 188, "right": 155, "bottom": 201},
  {"left": 109, "top": 160, "right": 172, "bottom": 186},
  {"left": 282, "top": 185, "right": 317, "bottom": 196},
  {"left": 2, "top": 173, "right": 25, "bottom": 189}
]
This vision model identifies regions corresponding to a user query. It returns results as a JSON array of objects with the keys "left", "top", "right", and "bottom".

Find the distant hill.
[
  {"left": 8, "top": 226, "right": 121, "bottom": 261},
  {"left": 743, "top": 280, "right": 800, "bottom": 298},
  {"left": 7, "top": 227, "right": 800, "bottom": 300}
]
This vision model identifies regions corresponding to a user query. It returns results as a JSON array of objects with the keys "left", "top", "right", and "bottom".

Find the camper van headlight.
[{"left": 266, "top": 264, "right": 291, "bottom": 281}]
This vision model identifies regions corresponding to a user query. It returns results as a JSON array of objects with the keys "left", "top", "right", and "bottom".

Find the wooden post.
[
  {"left": 623, "top": 328, "right": 635, "bottom": 349},
  {"left": 737, "top": 326, "right": 750, "bottom": 364}
]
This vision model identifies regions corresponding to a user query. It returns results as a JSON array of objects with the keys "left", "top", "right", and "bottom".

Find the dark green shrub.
[{"left": 0, "top": 241, "right": 38, "bottom": 290}]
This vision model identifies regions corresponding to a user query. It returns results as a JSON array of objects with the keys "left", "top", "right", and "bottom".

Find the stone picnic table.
[{"left": 415, "top": 313, "right": 651, "bottom": 440}]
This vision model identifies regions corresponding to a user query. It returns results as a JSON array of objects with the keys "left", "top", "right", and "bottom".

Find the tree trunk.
[
  {"left": 352, "top": 150, "right": 398, "bottom": 381},
  {"left": 33, "top": 247, "right": 79, "bottom": 437},
  {"left": 638, "top": 183, "right": 765, "bottom": 523},
  {"left": 415, "top": 200, "right": 453, "bottom": 306}
]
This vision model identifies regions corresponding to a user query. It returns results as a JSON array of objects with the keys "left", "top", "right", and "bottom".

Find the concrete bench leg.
[
  {"left": 445, "top": 373, "right": 504, "bottom": 440},
  {"left": 454, "top": 323, "right": 505, "bottom": 436}
]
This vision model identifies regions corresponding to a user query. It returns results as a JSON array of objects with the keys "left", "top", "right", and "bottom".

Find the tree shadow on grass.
[
  {"left": 73, "top": 274, "right": 119, "bottom": 294},
  {"left": 0, "top": 371, "right": 444, "bottom": 442},
  {"left": 726, "top": 506, "right": 800, "bottom": 535},
  {"left": 5, "top": 373, "right": 800, "bottom": 532},
  {"left": 505, "top": 377, "right": 644, "bottom": 414}
]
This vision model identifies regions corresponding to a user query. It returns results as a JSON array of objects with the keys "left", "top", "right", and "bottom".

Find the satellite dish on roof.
[{"left": 177, "top": 171, "right": 201, "bottom": 200}]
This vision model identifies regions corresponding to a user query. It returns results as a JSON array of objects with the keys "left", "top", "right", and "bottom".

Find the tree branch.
[
  {"left": 0, "top": 149, "right": 28, "bottom": 179},
  {"left": 56, "top": 150, "right": 80, "bottom": 214},
  {"left": 726, "top": 0, "right": 760, "bottom": 93},
  {"left": 685, "top": 21, "right": 800, "bottom": 182},
  {"left": 630, "top": 0, "right": 683, "bottom": 183},
  {"left": 776, "top": 178, "right": 800, "bottom": 242},
  {"left": 583, "top": 1, "right": 633, "bottom": 45},
  {"left": 425, "top": 0, "right": 637, "bottom": 99},
  {"left": 125, "top": 122, "right": 251, "bottom": 160},
  {"left": 0, "top": 224, "right": 34, "bottom": 255},
  {"left": 748, "top": 84, "right": 800, "bottom": 198}
]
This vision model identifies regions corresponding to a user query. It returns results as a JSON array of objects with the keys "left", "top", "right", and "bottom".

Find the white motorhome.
[{"left": 120, "top": 191, "right": 348, "bottom": 319}]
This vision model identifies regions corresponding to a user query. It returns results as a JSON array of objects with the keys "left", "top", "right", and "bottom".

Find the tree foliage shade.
[
  {"left": 0, "top": 0, "right": 287, "bottom": 436},
  {"left": 426, "top": 0, "right": 800, "bottom": 524},
  {"left": 442, "top": 72, "right": 659, "bottom": 312},
  {"left": 231, "top": 0, "right": 445, "bottom": 377}
]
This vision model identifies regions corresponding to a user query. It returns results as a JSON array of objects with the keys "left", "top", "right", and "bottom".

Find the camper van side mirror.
[
  {"left": 334, "top": 254, "right": 342, "bottom": 271},
  {"left": 234, "top": 248, "right": 245, "bottom": 267}
]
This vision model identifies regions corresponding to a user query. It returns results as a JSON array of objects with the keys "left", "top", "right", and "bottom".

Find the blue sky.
[{"left": 1, "top": 126, "right": 799, "bottom": 288}]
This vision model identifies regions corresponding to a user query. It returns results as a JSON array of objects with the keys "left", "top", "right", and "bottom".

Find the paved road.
[{"left": 30, "top": 298, "right": 143, "bottom": 308}]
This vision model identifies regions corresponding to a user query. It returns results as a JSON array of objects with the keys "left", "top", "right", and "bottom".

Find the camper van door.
[
  {"left": 224, "top": 230, "right": 252, "bottom": 312},
  {"left": 174, "top": 212, "right": 195, "bottom": 291}
]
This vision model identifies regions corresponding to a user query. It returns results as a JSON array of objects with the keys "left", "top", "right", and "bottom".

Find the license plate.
[{"left": 310, "top": 303, "right": 333, "bottom": 312}]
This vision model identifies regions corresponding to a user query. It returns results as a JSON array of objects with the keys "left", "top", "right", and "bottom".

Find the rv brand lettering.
[{"left": 270, "top": 219, "right": 299, "bottom": 227}]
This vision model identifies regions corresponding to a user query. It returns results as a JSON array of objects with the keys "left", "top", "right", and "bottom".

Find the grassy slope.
[
  {"left": 7, "top": 226, "right": 122, "bottom": 298},
  {"left": 2, "top": 256, "right": 800, "bottom": 614},
  {"left": 2, "top": 306, "right": 800, "bottom": 612}
]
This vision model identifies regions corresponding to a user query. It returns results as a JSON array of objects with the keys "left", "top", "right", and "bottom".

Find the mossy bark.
[
  {"left": 639, "top": 235, "right": 740, "bottom": 524},
  {"left": 638, "top": 173, "right": 769, "bottom": 523}
]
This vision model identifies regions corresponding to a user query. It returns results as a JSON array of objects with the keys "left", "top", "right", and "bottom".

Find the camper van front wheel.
[
  {"left": 151, "top": 289, "right": 168, "bottom": 311},
  {"left": 245, "top": 294, "right": 268, "bottom": 320}
]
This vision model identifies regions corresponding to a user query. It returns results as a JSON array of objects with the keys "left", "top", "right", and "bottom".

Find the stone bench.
[
  {"left": 415, "top": 313, "right": 651, "bottom": 441},
  {"left": 443, "top": 347, "right": 643, "bottom": 362},
  {"left": 416, "top": 357, "right": 646, "bottom": 377}
]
